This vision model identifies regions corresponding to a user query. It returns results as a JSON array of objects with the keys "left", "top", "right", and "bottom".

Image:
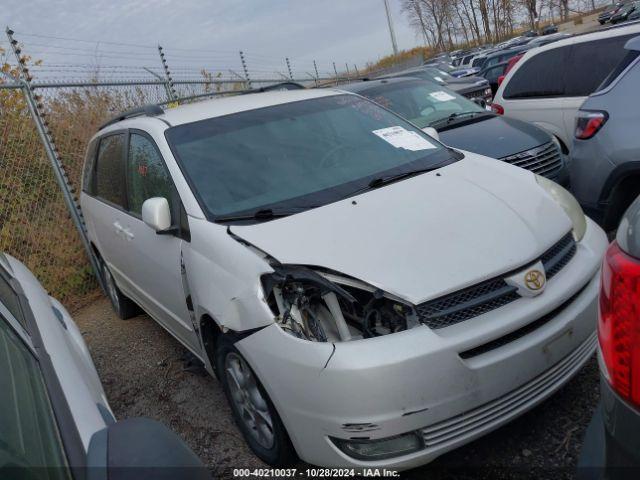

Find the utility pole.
[{"left": 383, "top": 0, "right": 399, "bottom": 56}]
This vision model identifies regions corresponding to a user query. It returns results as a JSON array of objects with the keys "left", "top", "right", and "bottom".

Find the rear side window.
[
  {"left": 504, "top": 47, "right": 569, "bottom": 99},
  {"left": 81, "top": 139, "right": 98, "bottom": 195},
  {"left": 95, "top": 134, "right": 126, "bottom": 207},
  {"left": 126, "top": 133, "right": 176, "bottom": 216},
  {"left": 596, "top": 49, "right": 640, "bottom": 92},
  {"left": 564, "top": 35, "right": 635, "bottom": 97}
]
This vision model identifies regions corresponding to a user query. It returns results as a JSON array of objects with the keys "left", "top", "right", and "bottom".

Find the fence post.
[
  {"left": 5, "top": 27, "right": 105, "bottom": 292},
  {"left": 285, "top": 57, "right": 293, "bottom": 80},
  {"left": 354, "top": 64, "right": 359, "bottom": 78},
  {"left": 313, "top": 60, "right": 319, "bottom": 86},
  {"left": 157, "top": 45, "right": 177, "bottom": 102},
  {"left": 333, "top": 62, "right": 338, "bottom": 86},
  {"left": 345, "top": 63, "right": 351, "bottom": 83},
  {"left": 239, "top": 50, "right": 252, "bottom": 90}
]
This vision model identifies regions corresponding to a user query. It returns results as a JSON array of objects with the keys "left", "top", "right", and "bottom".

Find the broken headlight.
[{"left": 261, "top": 265, "right": 419, "bottom": 342}]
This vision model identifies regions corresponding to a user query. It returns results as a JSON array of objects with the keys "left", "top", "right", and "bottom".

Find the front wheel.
[
  {"left": 216, "top": 335, "right": 296, "bottom": 466},
  {"left": 100, "top": 259, "right": 140, "bottom": 320}
]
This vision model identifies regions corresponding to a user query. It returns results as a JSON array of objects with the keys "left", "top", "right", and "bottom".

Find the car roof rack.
[
  {"left": 240, "top": 81, "right": 305, "bottom": 94},
  {"left": 99, "top": 104, "right": 165, "bottom": 130}
]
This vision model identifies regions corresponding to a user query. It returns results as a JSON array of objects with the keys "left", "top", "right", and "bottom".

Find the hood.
[
  {"left": 231, "top": 154, "right": 571, "bottom": 305},
  {"left": 438, "top": 115, "right": 552, "bottom": 159}
]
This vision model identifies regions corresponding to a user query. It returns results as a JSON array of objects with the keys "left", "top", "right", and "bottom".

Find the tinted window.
[
  {"left": 484, "top": 63, "right": 507, "bottom": 84},
  {"left": 597, "top": 49, "right": 640, "bottom": 92},
  {"left": 126, "top": 133, "right": 175, "bottom": 216},
  {"left": 0, "top": 275, "right": 25, "bottom": 329},
  {"left": 166, "top": 95, "right": 453, "bottom": 219},
  {"left": 564, "top": 35, "right": 635, "bottom": 97},
  {"left": 81, "top": 139, "right": 98, "bottom": 195},
  {"left": 0, "top": 318, "right": 70, "bottom": 477},
  {"left": 95, "top": 134, "right": 125, "bottom": 206},
  {"left": 504, "top": 47, "right": 569, "bottom": 99}
]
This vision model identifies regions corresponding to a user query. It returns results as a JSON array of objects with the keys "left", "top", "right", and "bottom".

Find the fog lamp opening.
[{"left": 331, "top": 432, "right": 424, "bottom": 460}]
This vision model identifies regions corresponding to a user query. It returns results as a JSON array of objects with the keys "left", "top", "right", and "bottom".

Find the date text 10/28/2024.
[{"left": 233, "top": 468, "right": 401, "bottom": 477}]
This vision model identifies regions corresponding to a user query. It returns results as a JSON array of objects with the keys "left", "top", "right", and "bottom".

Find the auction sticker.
[
  {"left": 429, "top": 91, "right": 456, "bottom": 102},
  {"left": 372, "top": 126, "right": 436, "bottom": 151}
]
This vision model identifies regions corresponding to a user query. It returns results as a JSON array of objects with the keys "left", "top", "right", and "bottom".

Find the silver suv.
[{"left": 570, "top": 36, "right": 640, "bottom": 231}]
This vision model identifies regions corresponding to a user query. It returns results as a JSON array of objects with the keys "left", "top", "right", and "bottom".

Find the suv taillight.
[
  {"left": 575, "top": 110, "right": 608, "bottom": 140},
  {"left": 598, "top": 241, "right": 640, "bottom": 408},
  {"left": 491, "top": 103, "right": 504, "bottom": 115}
]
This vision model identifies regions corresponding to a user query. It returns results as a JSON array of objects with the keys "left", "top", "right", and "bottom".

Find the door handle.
[
  {"left": 113, "top": 222, "right": 124, "bottom": 236},
  {"left": 122, "top": 228, "right": 134, "bottom": 241}
]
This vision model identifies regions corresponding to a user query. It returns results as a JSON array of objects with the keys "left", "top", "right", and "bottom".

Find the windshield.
[
  {"left": 166, "top": 94, "right": 454, "bottom": 220},
  {"left": 424, "top": 67, "right": 454, "bottom": 82},
  {"left": 359, "top": 80, "right": 486, "bottom": 129}
]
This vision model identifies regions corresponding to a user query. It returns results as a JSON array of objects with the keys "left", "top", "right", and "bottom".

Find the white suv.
[
  {"left": 81, "top": 89, "right": 607, "bottom": 470},
  {"left": 492, "top": 23, "right": 640, "bottom": 152}
]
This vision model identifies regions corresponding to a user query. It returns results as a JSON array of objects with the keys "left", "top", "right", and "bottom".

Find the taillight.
[
  {"left": 497, "top": 75, "right": 505, "bottom": 86},
  {"left": 575, "top": 110, "right": 608, "bottom": 140},
  {"left": 491, "top": 103, "right": 504, "bottom": 115},
  {"left": 598, "top": 241, "right": 640, "bottom": 408}
]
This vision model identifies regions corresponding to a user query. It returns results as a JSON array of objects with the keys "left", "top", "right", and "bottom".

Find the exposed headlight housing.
[
  {"left": 261, "top": 265, "right": 419, "bottom": 342},
  {"left": 332, "top": 432, "right": 424, "bottom": 460},
  {"left": 536, "top": 174, "right": 586, "bottom": 242}
]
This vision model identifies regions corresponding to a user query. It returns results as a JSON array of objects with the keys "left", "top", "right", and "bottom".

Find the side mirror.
[
  {"left": 141, "top": 197, "right": 172, "bottom": 232},
  {"left": 422, "top": 127, "right": 440, "bottom": 141},
  {"left": 87, "top": 417, "right": 209, "bottom": 480}
]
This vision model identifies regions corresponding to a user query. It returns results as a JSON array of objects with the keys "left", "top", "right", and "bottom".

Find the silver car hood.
[{"left": 231, "top": 154, "right": 571, "bottom": 305}]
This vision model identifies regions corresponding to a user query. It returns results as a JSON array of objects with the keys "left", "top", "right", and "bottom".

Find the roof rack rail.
[
  {"left": 241, "top": 81, "right": 305, "bottom": 94},
  {"left": 99, "top": 104, "right": 164, "bottom": 130}
]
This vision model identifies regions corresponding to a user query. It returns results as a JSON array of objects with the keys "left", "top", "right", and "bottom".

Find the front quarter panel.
[{"left": 184, "top": 217, "right": 276, "bottom": 332}]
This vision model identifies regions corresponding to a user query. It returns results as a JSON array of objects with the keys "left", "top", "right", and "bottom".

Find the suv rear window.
[
  {"left": 95, "top": 134, "right": 126, "bottom": 207},
  {"left": 503, "top": 46, "right": 569, "bottom": 99},
  {"left": 564, "top": 35, "right": 635, "bottom": 96},
  {"left": 597, "top": 49, "right": 640, "bottom": 92}
]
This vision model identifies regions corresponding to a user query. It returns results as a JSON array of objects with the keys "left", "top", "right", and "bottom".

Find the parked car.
[
  {"left": 542, "top": 24, "right": 559, "bottom": 35},
  {"left": 481, "top": 60, "right": 512, "bottom": 95},
  {"left": 578, "top": 195, "right": 640, "bottom": 477},
  {"left": 81, "top": 88, "right": 607, "bottom": 469},
  {"left": 493, "top": 23, "right": 640, "bottom": 153},
  {"left": 0, "top": 253, "right": 207, "bottom": 479},
  {"left": 611, "top": 1, "right": 637, "bottom": 23},
  {"left": 381, "top": 66, "right": 493, "bottom": 103},
  {"left": 526, "top": 32, "right": 572, "bottom": 48},
  {"left": 629, "top": 2, "right": 640, "bottom": 20},
  {"left": 341, "top": 77, "right": 569, "bottom": 184},
  {"left": 481, "top": 45, "right": 530, "bottom": 71},
  {"left": 570, "top": 35, "right": 640, "bottom": 231},
  {"left": 599, "top": 2, "right": 627, "bottom": 24}
]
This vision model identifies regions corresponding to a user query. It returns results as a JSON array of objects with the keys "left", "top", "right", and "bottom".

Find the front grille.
[
  {"left": 462, "top": 87, "right": 487, "bottom": 100},
  {"left": 500, "top": 142, "right": 563, "bottom": 177},
  {"left": 416, "top": 232, "right": 576, "bottom": 330},
  {"left": 541, "top": 232, "right": 577, "bottom": 279},
  {"left": 416, "top": 278, "right": 519, "bottom": 330}
]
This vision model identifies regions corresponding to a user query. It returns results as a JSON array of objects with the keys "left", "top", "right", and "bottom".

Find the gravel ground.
[{"left": 74, "top": 296, "right": 600, "bottom": 479}]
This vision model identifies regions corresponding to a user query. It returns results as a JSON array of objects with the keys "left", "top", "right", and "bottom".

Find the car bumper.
[
  {"left": 578, "top": 372, "right": 640, "bottom": 478},
  {"left": 238, "top": 218, "right": 607, "bottom": 469}
]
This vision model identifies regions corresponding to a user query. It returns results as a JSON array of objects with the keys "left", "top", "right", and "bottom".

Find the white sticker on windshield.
[
  {"left": 372, "top": 126, "right": 436, "bottom": 151},
  {"left": 430, "top": 91, "right": 456, "bottom": 102}
]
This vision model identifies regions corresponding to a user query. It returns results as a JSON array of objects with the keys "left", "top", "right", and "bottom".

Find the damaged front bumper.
[{"left": 235, "top": 218, "right": 607, "bottom": 469}]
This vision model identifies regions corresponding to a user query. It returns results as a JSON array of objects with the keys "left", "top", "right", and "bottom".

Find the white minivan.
[
  {"left": 492, "top": 23, "right": 640, "bottom": 152},
  {"left": 81, "top": 89, "right": 606, "bottom": 470}
]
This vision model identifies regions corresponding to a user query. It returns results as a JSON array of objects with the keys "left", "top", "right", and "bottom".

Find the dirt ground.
[{"left": 74, "top": 295, "right": 600, "bottom": 479}]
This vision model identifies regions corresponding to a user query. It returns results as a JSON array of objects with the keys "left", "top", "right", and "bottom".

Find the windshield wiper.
[
  {"left": 344, "top": 166, "right": 441, "bottom": 199},
  {"left": 429, "top": 111, "right": 487, "bottom": 129},
  {"left": 215, "top": 206, "right": 317, "bottom": 223}
]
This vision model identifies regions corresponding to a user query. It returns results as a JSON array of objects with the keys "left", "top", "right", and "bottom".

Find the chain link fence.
[{"left": 1, "top": 29, "right": 405, "bottom": 308}]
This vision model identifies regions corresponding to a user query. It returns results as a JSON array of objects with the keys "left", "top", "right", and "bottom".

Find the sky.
[{"left": 1, "top": 0, "right": 424, "bottom": 79}]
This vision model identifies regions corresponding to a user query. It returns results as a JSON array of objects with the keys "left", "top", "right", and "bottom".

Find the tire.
[
  {"left": 100, "top": 259, "right": 140, "bottom": 320},
  {"left": 215, "top": 335, "right": 296, "bottom": 466}
]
